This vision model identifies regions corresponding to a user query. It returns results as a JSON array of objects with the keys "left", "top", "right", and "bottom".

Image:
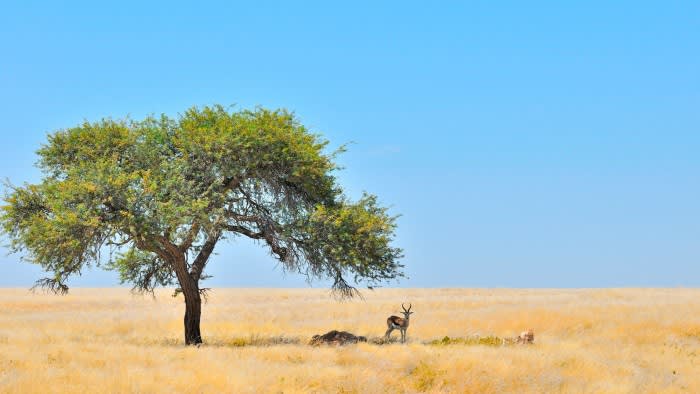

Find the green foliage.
[
  {"left": 105, "top": 248, "right": 176, "bottom": 292},
  {"left": 286, "top": 193, "right": 403, "bottom": 297},
  {"left": 1, "top": 105, "right": 403, "bottom": 296}
]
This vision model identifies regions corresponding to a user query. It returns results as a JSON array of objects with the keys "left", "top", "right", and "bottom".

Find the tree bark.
[
  {"left": 183, "top": 285, "right": 202, "bottom": 345},
  {"left": 170, "top": 253, "right": 203, "bottom": 345}
]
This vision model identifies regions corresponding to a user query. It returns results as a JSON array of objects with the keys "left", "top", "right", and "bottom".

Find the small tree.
[{"left": 1, "top": 105, "right": 403, "bottom": 345}]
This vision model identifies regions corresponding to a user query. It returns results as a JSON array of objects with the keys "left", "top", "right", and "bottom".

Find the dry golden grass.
[{"left": 1, "top": 288, "right": 699, "bottom": 393}]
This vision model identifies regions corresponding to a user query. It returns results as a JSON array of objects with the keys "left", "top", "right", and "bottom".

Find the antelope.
[
  {"left": 516, "top": 328, "right": 534, "bottom": 344},
  {"left": 385, "top": 303, "right": 413, "bottom": 343}
]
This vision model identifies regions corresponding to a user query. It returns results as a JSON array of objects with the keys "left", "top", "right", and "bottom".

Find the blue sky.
[{"left": 1, "top": 1, "right": 698, "bottom": 288}]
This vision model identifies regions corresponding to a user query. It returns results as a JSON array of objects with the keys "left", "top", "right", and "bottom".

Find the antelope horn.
[
  {"left": 407, "top": 303, "right": 412, "bottom": 312},
  {"left": 402, "top": 303, "right": 408, "bottom": 312}
]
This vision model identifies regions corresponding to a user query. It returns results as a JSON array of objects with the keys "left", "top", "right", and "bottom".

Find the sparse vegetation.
[
  {"left": 427, "top": 335, "right": 509, "bottom": 346},
  {"left": 1, "top": 288, "right": 699, "bottom": 393},
  {"left": 210, "top": 335, "right": 302, "bottom": 347}
]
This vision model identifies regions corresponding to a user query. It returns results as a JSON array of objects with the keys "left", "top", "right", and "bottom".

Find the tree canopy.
[{"left": 1, "top": 105, "right": 404, "bottom": 344}]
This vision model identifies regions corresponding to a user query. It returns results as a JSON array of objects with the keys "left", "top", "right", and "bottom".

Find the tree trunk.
[
  {"left": 172, "top": 255, "right": 203, "bottom": 345},
  {"left": 182, "top": 283, "right": 203, "bottom": 345}
]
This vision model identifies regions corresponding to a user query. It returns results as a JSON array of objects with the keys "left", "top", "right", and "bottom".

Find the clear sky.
[{"left": 1, "top": 1, "right": 698, "bottom": 288}]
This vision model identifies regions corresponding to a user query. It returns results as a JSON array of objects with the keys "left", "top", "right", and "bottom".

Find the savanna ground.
[{"left": 0, "top": 288, "right": 699, "bottom": 393}]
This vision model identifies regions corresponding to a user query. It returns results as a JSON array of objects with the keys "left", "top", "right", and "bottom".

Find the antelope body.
[{"left": 385, "top": 303, "right": 413, "bottom": 343}]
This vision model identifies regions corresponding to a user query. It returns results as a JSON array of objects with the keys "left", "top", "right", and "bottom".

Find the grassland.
[{"left": 0, "top": 288, "right": 699, "bottom": 393}]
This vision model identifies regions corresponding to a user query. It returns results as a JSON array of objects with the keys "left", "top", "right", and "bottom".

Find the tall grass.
[{"left": 0, "top": 288, "right": 698, "bottom": 393}]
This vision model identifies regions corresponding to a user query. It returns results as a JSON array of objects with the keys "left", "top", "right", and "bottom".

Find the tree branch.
[
  {"left": 172, "top": 175, "right": 243, "bottom": 256},
  {"left": 223, "top": 175, "right": 243, "bottom": 190},
  {"left": 179, "top": 222, "right": 200, "bottom": 252},
  {"left": 106, "top": 236, "right": 133, "bottom": 247},
  {"left": 155, "top": 236, "right": 186, "bottom": 264},
  {"left": 31, "top": 277, "right": 69, "bottom": 295},
  {"left": 224, "top": 224, "right": 265, "bottom": 239},
  {"left": 189, "top": 232, "right": 220, "bottom": 282},
  {"left": 134, "top": 238, "right": 171, "bottom": 264},
  {"left": 223, "top": 211, "right": 261, "bottom": 223},
  {"left": 224, "top": 223, "right": 288, "bottom": 262},
  {"left": 237, "top": 186, "right": 272, "bottom": 216}
]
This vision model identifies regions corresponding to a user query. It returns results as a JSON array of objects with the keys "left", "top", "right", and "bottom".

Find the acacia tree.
[{"left": 1, "top": 105, "right": 403, "bottom": 345}]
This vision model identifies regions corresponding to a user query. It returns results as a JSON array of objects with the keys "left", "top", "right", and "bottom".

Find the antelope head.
[{"left": 401, "top": 303, "right": 413, "bottom": 320}]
